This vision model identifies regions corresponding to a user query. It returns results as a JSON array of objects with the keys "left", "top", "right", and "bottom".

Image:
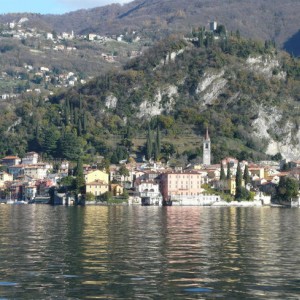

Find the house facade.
[
  {"left": 86, "top": 180, "right": 109, "bottom": 197},
  {"left": 0, "top": 172, "right": 13, "bottom": 188},
  {"left": 24, "top": 163, "right": 52, "bottom": 180},
  {"left": 22, "top": 152, "right": 39, "bottom": 165},
  {"left": 160, "top": 172, "right": 203, "bottom": 200},
  {"left": 85, "top": 170, "right": 109, "bottom": 184},
  {"left": 2, "top": 156, "right": 21, "bottom": 167},
  {"left": 136, "top": 180, "right": 163, "bottom": 206}
]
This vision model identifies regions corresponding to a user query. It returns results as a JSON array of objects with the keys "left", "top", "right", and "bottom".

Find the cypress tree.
[
  {"left": 146, "top": 126, "right": 152, "bottom": 161},
  {"left": 236, "top": 163, "right": 242, "bottom": 188},
  {"left": 235, "top": 162, "right": 243, "bottom": 200},
  {"left": 74, "top": 108, "right": 79, "bottom": 127},
  {"left": 243, "top": 165, "right": 250, "bottom": 185},
  {"left": 220, "top": 163, "right": 226, "bottom": 180},
  {"left": 78, "top": 119, "right": 82, "bottom": 136},
  {"left": 74, "top": 158, "right": 85, "bottom": 205},
  {"left": 226, "top": 163, "right": 231, "bottom": 179},
  {"left": 82, "top": 112, "right": 87, "bottom": 133},
  {"left": 156, "top": 125, "right": 161, "bottom": 157},
  {"left": 64, "top": 99, "right": 70, "bottom": 125},
  {"left": 153, "top": 141, "right": 159, "bottom": 161}
]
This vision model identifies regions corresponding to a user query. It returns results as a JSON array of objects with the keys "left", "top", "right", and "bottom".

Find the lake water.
[{"left": 0, "top": 205, "right": 300, "bottom": 299}]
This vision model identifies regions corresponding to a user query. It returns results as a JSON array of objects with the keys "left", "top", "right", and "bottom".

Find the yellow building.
[
  {"left": 86, "top": 180, "right": 109, "bottom": 197},
  {"left": 227, "top": 178, "right": 237, "bottom": 195},
  {"left": 85, "top": 170, "right": 109, "bottom": 184}
]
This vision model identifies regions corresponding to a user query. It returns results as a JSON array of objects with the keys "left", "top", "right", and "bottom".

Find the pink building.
[{"left": 160, "top": 172, "right": 203, "bottom": 200}]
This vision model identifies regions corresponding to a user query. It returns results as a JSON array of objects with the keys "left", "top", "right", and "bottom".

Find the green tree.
[
  {"left": 74, "top": 159, "right": 85, "bottom": 204},
  {"left": 41, "top": 126, "right": 60, "bottom": 157},
  {"left": 153, "top": 141, "right": 159, "bottom": 161},
  {"left": 100, "top": 191, "right": 113, "bottom": 202},
  {"left": 85, "top": 192, "right": 95, "bottom": 201},
  {"left": 156, "top": 124, "right": 161, "bottom": 157},
  {"left": 161, "top": 142, "right": 176, "bottom": 158},
  {"left": 226, "top": 163, "right": 231, "bottom": 179},
  {"left": 59, "top": 130, "right": 82, "bottom": 160},
  {"left": 276, "top": 176, "right": 299, "bottom": 201},
  {"left": 216, "top": 24, "right": 226, "bottom": 36},
  {"left": 220, "top": 163, "right": 226, "bottom": 180},
  {"left": 235, "top": 162, "right": 243, "bottom": 200},
  {"left": 243, "top": 165, "right": 251, "bottom": 185},
  {"left": 122, "top": 189, "right": 129, "bottom": 200},
  {"left": 146, "top": 126, "right": 152, "bottom": 160},
  {"left": 118, "top": 164, "right": 130, "bottom": 178}
]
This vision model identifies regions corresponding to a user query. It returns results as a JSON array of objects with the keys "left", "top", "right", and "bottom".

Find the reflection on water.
[{"left": 0, "top": 205, "right": 300, "bottom": 299}]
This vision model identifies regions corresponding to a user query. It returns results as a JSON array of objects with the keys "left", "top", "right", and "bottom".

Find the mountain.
[
  {"left": 1, "top": 32, "right": 299, "bottom": 164},
  {"left": 0, "top": 0, "right": 299, "bottom": 54}
]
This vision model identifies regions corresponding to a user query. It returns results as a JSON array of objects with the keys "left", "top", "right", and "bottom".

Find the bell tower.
[{"left": 203, "top": 128, "right": 211, "bottom": 165}]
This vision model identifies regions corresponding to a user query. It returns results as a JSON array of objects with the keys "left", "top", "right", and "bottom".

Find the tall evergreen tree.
[
  {"left": 243, "top": 165, "right": 251, "bottom": 185},
  {"left": 235, "top": 162, "right": 243, "bottom": 200},
  {"left": 156, "top": 124, "right": 161, "bottom": 159},
  {"left": 220, "top": 163, "right": 226, "bottom": 180},
  {"left": 226, "top": 163, "right": 231, "bottom": 179},
  {"left": 82, "top": 112, "right": 87, "bottom": 133},
  {"left": 153, "top": 141, "right": 159, "bottom": 161},
  {"left": 146, "top": 126, "right": 152, "bottom": 161},
  {"left": 74, "top": 158, "right": 85, "bottom": 204}
]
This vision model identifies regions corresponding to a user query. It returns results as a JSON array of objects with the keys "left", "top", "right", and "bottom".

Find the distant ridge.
[{"left": 0, "top": 0, "right": 299, "bottom": 54}]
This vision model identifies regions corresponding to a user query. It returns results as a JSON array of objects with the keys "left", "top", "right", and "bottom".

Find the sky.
[{"left": 0, "top": 0, "right": 131, "bottom": 15}]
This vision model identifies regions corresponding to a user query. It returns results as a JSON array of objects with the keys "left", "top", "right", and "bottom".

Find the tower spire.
[
  {"left": 203, "top": 127, "right": 211, "bottom": 166},
  {"left": 205, "top": 127, "right": 210, "bottom": 140}
]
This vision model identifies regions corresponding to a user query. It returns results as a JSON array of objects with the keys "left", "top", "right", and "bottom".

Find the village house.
[
  {"left": 58, "top": 161, "right": 69, "bottom": 176},
  {"left": 160, "top": 172, "right": 203, "bottom": 200},
  {"left": 37, "top": 180, "right": 54, "bottom": 196},
  {"left": 248, "top": 164, "right": 265, "bottom": 179},
  {"left": 8, "top": 164, "right": 25, "bottom": 179},
  {"left": 23, "top": 182, "right": 37, "bottom": 200},
  {"left": 0, "top": 172, "right": 13, "bottom": 188},
  {"left": 85, "top": 169, "right": 109, "bottom": 184},
  {"left": 88, "top": 33, "right": 97, "bottom": 41},
  {"left": 135, "top": 180, "right": 162, "bottom": 206},
  {"left": 221, "top": 157, "right": 239, "bottom": 171},
  {"left": 22, "top": 152, "right": 39, "bottom": 165},
  {"left": 86, "top": 180, "right": 109, "bottom": 197},
  {"left": 1, "top": 156, "right": 21, "bottom": 167},
  {"left": 8, "top": 181, "right": 23, "bottom": 200},
  {"left": 23, "top": 163, "right": 52, "bottom": 180}
]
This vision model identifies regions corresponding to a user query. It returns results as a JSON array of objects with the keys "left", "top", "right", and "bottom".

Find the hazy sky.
[{"left": 0, "top": 0, "right": 131, "bottom": 15}]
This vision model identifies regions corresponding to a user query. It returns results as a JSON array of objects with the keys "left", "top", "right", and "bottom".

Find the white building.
[
  {"left": 136, "top": 180, "right": 162, "bottom": 206},
  {"left": 24, "top": 163, "right": 52, "bottom": 180},
  {"left": 210, "top": 21, "right": 217, "bottom": 31},
  {"left": 46, "top": 33, "right": 53, "bottom": 40},
  {"left": 22, "top": 152, "right": 39, "bottom": 165}
]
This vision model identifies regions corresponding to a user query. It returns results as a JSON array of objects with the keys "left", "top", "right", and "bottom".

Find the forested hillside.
[
  {"left": 0, "top": 0, "right": 299, "bottom": 55},
  {"left": 0, "top": 28, "right": 299, "bottom": 165}
]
